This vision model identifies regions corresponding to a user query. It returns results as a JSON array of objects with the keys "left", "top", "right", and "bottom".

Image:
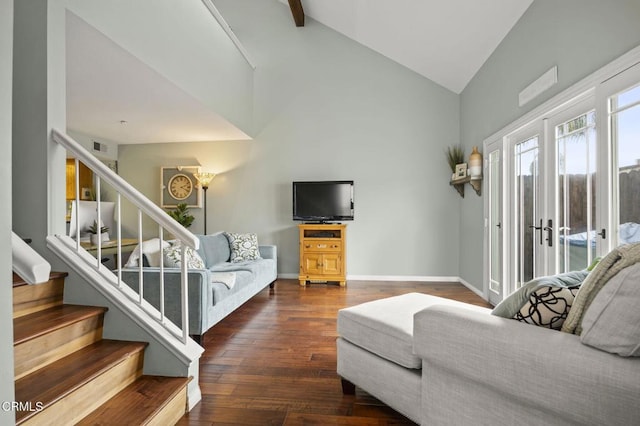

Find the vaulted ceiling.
[
  {"left": 66, "top": 0, "right": 534, "bottom": 145},
  {"left": 66, "top": 11, "right": 250, "bottom": 145},
  {"left": 283, "top": 0, "right": 534, "bottom": 94}
]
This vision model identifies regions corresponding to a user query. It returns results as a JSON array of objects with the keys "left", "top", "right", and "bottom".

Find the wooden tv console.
[{"left": 298, "top": 223, "right": 346, "bottom": 286}]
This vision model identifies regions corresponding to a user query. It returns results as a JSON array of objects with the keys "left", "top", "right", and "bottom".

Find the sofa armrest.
[
  {"left": 120, "top": 267, "right": 211, "bottom": 336},
  {"left": 413, "top": 305, "right": 640, "bottom": 425},
  {"left": 259, "top": 245, "right": 277, "bottom": 260}
]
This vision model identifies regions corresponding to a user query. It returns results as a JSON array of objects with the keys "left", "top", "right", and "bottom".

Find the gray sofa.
[
  {"left": 413, "top": 302, "right": 640, "bottom": 425},
  {"left": 121, "top": 232, "right": 277, "bottom": 343},
  {"left": 338, "top": 259, "right": 640, "bottom": 425}
]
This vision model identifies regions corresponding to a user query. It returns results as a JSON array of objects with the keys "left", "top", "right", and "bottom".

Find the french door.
[
  {"left": 493, "top": 104, "right": 599, "bottom": 299},
  {"left": 485, "top": 59, "right": 640, "bottom": 302},
  {"left": 485, "top": 140, "right": 504, "bottom": 306},
  {"left": 598, "top": 63, "right": 640, "bottom": 249},
  {"left": 508, "top": 124, "right": 545, "bottom": 290},
  {"left": 547, "top": 99, "right": 598, "bottom": 274}
]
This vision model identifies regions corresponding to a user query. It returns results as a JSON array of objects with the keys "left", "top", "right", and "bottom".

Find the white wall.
[
  {"left": 118, "top": 0, "right": 462, "bottom": 279},
  {"left": 1, "top": 0, "right": 15, "bottom": 420},
  {"left": 67, "top": 130, "right": 119, "bottom": 162},
  {"left": 459, "top": 0, "right": 640, "bottom": 292},
  {"left": 65, "top": 0, "right": 254, "bottom": 136}
]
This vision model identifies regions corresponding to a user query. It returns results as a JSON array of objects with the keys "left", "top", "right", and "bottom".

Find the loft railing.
[{"left": 52, "top": 128, "right": 198, "bottom": 344}]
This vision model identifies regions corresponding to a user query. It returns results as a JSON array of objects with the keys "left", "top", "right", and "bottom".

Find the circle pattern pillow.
[{"left": 225, "top": 232, "right": 261, "bottom": 263}]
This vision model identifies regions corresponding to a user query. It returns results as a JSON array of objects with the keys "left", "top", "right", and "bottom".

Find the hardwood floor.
[{"left": 179, "top": 279, "right": 491, "bottom": 425}]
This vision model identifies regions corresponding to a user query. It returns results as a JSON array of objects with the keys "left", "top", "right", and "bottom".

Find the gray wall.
[
  {"left": 119, "top": 0, "right": 461, "bottom": 279},
  {"left": 13, "top": 0, "right": 67, "bottom": 256},
  {"left": 459, "top": 0, "right": 640, "bottom": 292},
  {"left": 1, "top": 0, "right": 15, "bottom": 419}
]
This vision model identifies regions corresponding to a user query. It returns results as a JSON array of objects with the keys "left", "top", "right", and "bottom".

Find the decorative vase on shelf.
[
  {"left": 469, "top": 146, "right": 483, "bottom": 178},
  {"left": 90, "top": 232, "right": 109, "bottom": 245}
]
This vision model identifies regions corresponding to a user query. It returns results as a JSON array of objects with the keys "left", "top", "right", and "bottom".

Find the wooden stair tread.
[
  {"left": 13, "top": 304, "right": 108, "bottom": 345},
  {"left": 76, "top": 375, "right": 190, "bottom": 425},
  {"left": 15, "top": 339, "right": 148, "bottom": 422},
  {"left": 13, "top": 271, "right": 68, "bottom": 287}
]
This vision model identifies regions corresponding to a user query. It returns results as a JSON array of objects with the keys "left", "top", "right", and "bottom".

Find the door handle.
[
  {"left": 529, "top": 219, "right": 543, "bottom": 245},
  {"left": 543, "top": 219, "right": 553, "bottom": 247},
  {"left": 597, "top": 229, "right": 606, "bottom": 239}
]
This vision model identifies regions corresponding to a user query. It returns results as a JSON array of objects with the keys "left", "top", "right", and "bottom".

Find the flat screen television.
[{"left": 293, "top": 180, "right": 354, "bottom": 222}]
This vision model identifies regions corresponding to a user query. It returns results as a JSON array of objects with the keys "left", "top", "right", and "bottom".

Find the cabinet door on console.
[
  {"left": 302, "top": 254, "right": 324, "bottom": 275},
  {"left": 321, "top": 254, "right": 342, "bottom": 275}
]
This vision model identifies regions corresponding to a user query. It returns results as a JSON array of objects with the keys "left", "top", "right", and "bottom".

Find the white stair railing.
[
  {"left": 12, "top": 231, "right": 51, "bottom": 284},
  {"left": 52, "top": 128, "right": 198, "bottom": 344}
]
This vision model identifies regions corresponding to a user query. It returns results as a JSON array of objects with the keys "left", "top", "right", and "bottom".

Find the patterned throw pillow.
[
  {"left": 163, "top": 242, "right": 205, "bottom": 269},
  {"left": 514, "top": 286, "right": 580, "bottom": 330},
  {"left": 492, "top": 269, "right": 588, "bottom": 319},
  {"left": 225, "top": 232, "right": 261, "bottom": 263}
]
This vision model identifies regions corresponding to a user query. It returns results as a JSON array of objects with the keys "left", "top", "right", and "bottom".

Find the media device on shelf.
[{"left": 292, "top": 180, "right": 354, "bottom": 223}]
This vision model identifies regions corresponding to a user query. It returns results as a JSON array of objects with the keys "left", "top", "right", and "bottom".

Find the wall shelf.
[{"left": 450, "top": 176, "right": 482, "bottom": 198}]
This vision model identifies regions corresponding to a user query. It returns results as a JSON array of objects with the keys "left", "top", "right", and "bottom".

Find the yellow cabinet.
[
  {"left": 298, "top": 224, "right": 346, "bottom": 286},
  {"left": 66, "top": 158, "right": 93, "bottom": 200}
]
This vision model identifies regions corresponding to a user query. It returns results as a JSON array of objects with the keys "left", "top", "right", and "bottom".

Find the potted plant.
[
  {"left": 445, "top": 145, "right": 465, "bottom": 180},
  {"left": 167, "top": 203, "right": 195, "bottom": 229},
  {"left": 88, "top": 220, "right": 110, "bottom": 245}
]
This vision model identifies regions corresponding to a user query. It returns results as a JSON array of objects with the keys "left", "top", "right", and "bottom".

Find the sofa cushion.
[
  {"left": 514, "top": 285, "right": 579, "bottom": 330},
  {"left": 492, "top": 269, "right": 587, "bottom": 320},
  {"left": 163, "top": 243, "right": 205, "bottom": 269},
  {"left": 197, "top": 232, "right": 231, "bottom": 267},
  {"left": 338, "top": 293, "right": 488, "bottom": 369},
  {"left": 225, "top": 232, "right": 262, "bottom": 263},
  {"left": 210, "top": 270, "right": 254, "bottom": 305},
  {"left": 580, "top": 262, "right": 640, "bottom": 356},
  {"left": 211, "top": 258, "right": 277, "bottom": 285}
]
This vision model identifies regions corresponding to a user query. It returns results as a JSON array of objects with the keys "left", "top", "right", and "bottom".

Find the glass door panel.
[
  {"left": 555, "top": 111, "right": 597, "bottom": 272},
  {"left": 514, "top": 136, "right": 539, "bottom": 288},
  {"left": 610, "top": 83, "right": 640, "bottom": 246},
  {"left": 487, "top": 146, "right": 503, "bottom": 305}
]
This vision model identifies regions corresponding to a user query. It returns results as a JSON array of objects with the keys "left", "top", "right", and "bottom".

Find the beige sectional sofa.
[{"left": 337, "top": 245, "right": 640, "bottom": 425}]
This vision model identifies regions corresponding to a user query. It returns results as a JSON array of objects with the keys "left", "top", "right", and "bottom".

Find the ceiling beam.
[{"left": 288, "top": 0, "right": 305, "bottom": 27}]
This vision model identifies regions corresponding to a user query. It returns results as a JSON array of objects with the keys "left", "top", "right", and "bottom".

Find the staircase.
[{"left": 12, "top": 272, "right": 190, "bottom": 425}]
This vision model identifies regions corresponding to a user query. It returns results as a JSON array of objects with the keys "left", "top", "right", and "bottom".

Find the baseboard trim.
[
  {"left": 187, "top": 382, "right": 202, "bottom": 411},
  {"left": 347, "top": 275, "right": 458, "bottom": 282},
  {"left": 456, "top": 277, "right": 485, "bottom": 299},
  {"left": 278, "top": 273, "right": 299, "bottom": 280},
  {"left": 277, "top": 274, "right": 487, "bottom": 300}
]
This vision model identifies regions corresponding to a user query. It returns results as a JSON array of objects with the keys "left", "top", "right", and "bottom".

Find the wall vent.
[
  {"left": 519, "top": 66, "right": 558, "bottom": 107},
  {"left": 93, "top": 141, "right": 108, "bottom": 153}
]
